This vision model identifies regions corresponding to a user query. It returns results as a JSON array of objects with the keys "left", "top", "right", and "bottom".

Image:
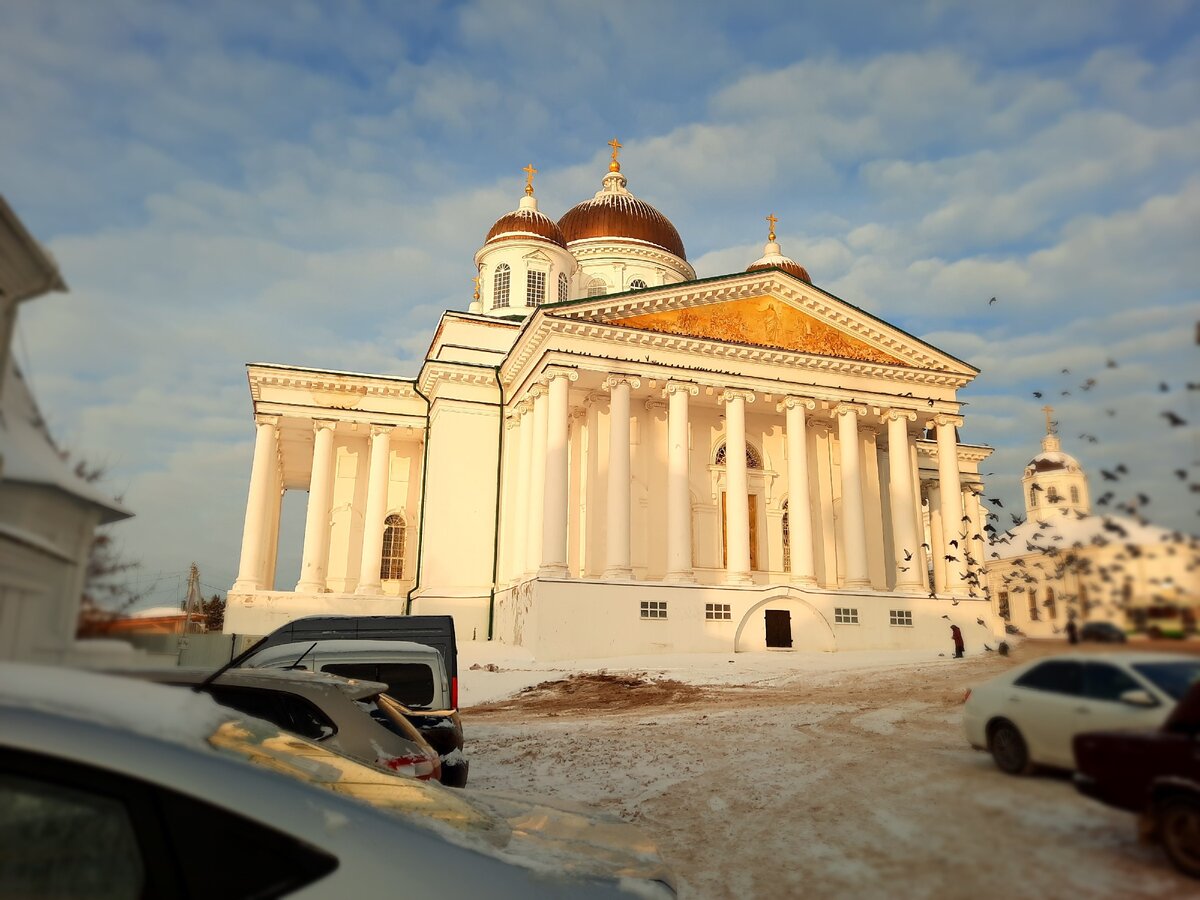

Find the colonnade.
[{"left": 505, "top": 370, "right": 978, "bottom": 596}]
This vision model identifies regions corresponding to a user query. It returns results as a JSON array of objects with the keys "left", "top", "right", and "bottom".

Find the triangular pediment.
[
  {"left": 612, "top": 295, "right": 906, "bottom": 366},
  {"left": 547, "top": 271, "right": 977, "bottom": 375}
]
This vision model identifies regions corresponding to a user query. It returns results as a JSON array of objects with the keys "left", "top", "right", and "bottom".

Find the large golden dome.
[{"left": 558, "top": 169, "right": 687, "bottom": 260}]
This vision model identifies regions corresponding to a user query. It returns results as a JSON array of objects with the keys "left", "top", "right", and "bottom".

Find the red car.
[{"left": 1074, "top": 679, "right": 1200, "bottom": 878}]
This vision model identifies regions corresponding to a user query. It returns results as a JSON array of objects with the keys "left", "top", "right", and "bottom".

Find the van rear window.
[{"left": 323, "top": 663, "right": 436, "bottom": 709}]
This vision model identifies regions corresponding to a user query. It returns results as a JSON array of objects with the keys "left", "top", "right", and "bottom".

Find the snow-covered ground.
[{"left": 460, "top": 642, "right": 1196, "bottom": 899}]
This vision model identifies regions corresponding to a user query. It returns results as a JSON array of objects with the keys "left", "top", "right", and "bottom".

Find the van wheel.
[
  {"left": 440, "top": 759, "right": 469, "bottom": 788},
  {"left": 990, "top": 722, "right": 1032, "bottom": 775},
  {"left": 1159, "top": 797, "right": 1200, "bottom": 879}
]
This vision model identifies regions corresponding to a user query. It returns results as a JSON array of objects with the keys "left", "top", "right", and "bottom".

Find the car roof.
[
  {"left": 1023, "top": 652, "right": 1200, "bottom": 665},
  {"left": 249, "top": 639, "right": 442, "bottom": 659},
  {"left": 117, "top": 666, "right": 390, "bottom": 701},
  {"left": 0, "top": 662, "right": 233, "bottom": 750}
]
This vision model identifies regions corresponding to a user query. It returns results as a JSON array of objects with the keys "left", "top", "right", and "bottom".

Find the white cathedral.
[{"left": 226, "top": 144, "right": 1000, "bottom": 659}]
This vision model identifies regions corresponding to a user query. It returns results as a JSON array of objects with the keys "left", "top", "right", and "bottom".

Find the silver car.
[
  {"left": 0, "top": 663, "right": 675, "bottom": 898},
  {"left": 121, "top": 666, "right": 443, "bottom": 781}
]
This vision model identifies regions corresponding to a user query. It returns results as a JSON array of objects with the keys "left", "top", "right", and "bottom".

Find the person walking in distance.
[
  {"left": 950, "top": 624, "right": 965, "bottom": 659},
  {"left": 1066, "top": 618, "right": 1079, "bottom": 645}
]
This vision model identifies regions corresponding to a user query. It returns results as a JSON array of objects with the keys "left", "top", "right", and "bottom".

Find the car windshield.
[
  {"left": 206, "top": 719, "right": 503, "bottom": 843},
  {"left": 1132, "top": 662, "right": 1200, "bottom": 700}
]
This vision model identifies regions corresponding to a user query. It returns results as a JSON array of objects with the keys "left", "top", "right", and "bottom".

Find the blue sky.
[{"left": 4, "top": 0, "right": 1198, "bottom": 609}]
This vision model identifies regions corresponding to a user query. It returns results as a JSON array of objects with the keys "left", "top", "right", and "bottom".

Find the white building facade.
[{"left": 226, "top": 155, "right": 1000, "bottom": 658}]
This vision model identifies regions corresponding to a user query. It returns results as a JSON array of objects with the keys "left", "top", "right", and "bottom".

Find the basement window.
[
  {"left": 705, "top": 603, "right": 732, "bottom": 621},
  {"left": 640, "top": 601, "right": 667, "bottom": 620},
  {"left": 889, "top": 610, "right": 913, "bottom": 627},
  {"left": 834, "top": 607, "right": 859, "bottom": 625}
]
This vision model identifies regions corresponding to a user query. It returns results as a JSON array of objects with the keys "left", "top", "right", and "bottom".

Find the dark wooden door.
[{"left": 765, "top": 609, "right": 792, "bottom": 648}]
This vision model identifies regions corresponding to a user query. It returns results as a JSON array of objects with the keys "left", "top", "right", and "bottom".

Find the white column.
[
  {"left": 909, "top": 442, "right": 930, "bottom": 592},
  {"left": 664, "top": 380, "right": 699, "bottom": 583},
  {"left": 511, "top": 400, "right": 533, "bottom": 581},
  {"left": 965, "top": 487, "right": 986, "bottom": 594},
  {"left": 932, "top": 414, "right": 968, "bottom": 594},
  {"left": 525, "top": 385, "right": 548, "bottom": 575},
  {"left": 722, "top": 389, "right": 755, "bottom": 585},
  {"left": 355, "top": 425, "right": 393, "bottom": 595},
  {"left": 540, "top": 370, "right": 577, "bottom": 577},
  {"left": 780, "top": 397, "right": 817, "bottom": 585},
  {"left": 296, "top": 419, "right": 337, "bottom": 593},
  {"left": 927, "top": 481, "right": 947, "bottom": 594},
  {"left": 603, "top": 375, "right": 640, "bottom": 579},
  {"left": 232, "top": 415, "right": 279, "bottom": 592},
  {"left": 885, "top": 409, "right": 923, "bottom": 591},
  {"left": 835, "top": 403, "right": 871, "bottom": 589}
]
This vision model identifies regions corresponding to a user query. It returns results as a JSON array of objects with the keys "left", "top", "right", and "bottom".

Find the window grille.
[
  {"left": 705, "top": 603, "right": 731, "bottom": 621},
  {"left": 834, "top": 607, "right": 859, "bottom": 625},
  {"left": 380, "top": 515, "right": 406, "bottom": 580},
  {"left": 629, "top": 278, "right": 647, "bottom": 289},
  {"left": 998, "top": 591, "right": 1010, "bottom": 620},
  {"left": 526, "top": 269, "right": 545, "bottom": 307},
  {"left": 493, "top": 264, "right": 510, "bottom": 308},
  {"left": 558, "top": 272, "right": 569, "bottom": 303},
  {"left": 889, "top": 610, "right": 913, "bottom": 627},
  {"left": 714, "top": 443, "right": 763, "bottom": 469},
  {"left": 640, "top": 600, "right": 667, "bottom": 619},
  {"left": 587, "top": 277, "right": 607, "bottom": 297},
  {"left": 1070, "top": 486, "right": 1079, "bottom": 504}
]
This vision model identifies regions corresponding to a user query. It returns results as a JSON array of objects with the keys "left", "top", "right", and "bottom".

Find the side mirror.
[{"left": 1119, "top": 688, "right": 1159, "bottom": 708}]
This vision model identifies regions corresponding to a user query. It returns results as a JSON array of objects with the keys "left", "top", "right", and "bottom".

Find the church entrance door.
[
  {"left": 720, "top": 492, "right": 759, "bottom": 570},
  {"left": 764, "top": 609, "right": 792, "bottom": 648}
]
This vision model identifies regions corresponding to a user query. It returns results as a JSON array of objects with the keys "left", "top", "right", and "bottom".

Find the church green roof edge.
[{"left": 538, "top": 266, "right": 979, "bottom": 375}]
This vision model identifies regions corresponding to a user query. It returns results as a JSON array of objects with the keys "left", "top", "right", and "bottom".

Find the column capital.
[
  {"left": 254, "top": 414, "right": 280, "bottom": 428},
  {"left": 584, "top": 390, "right": 609, "bottom": 408},
  {"left": 603, "top": 373, "right": 641, "bottom": 391},
  {"left": 569, "top": 405, "right": 588, "bottom": 422},
  {"left": 858, "top": 423, "right": 878, "bottom": 437},
  {"left": 776, "top": 396, "right": 816, "bottom": 413},
  {"left": 527, "top": 382, "right": 547, "bottom": 401},
  {"left": 514, "top": 397, "right": 534, "bottom": 416},
  {"left": 719, "top": 387, "right": 756, "bottom": 404},
  {"left": 883, "top": 407, "right": 918, "bottom": 423},
  {"left": 663, "top": 380, "right": 699, "bottom": 397},
  {"left": 833, "top": 402, "right": 867, "bottom": 418},
  {"left": 926, "top": 413, "right": 964, "bottom": 429},
  {"left": 504, "top": 415, "right": 520, "bottom": 430},
  {"left": 368, "top": 423, "right": 394, "bottom": 438},
  {"left": 806, "top": 417, "right": 832, "bottom": 434},
  {"left": 644, "top": 398, "right": 668, "bottom": 412},
  {"left": 538, "top": 367, "right": 580, "bottom": 386},
  {"left": 313, "top": 418, "right": 337, "bottom": 433}
]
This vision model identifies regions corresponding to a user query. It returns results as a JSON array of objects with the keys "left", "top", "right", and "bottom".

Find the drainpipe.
[
  {"left": 487, "top": 366, "right": 506, "bottom": 639},
  {"left": 405, "top": 381, "right": 432, "bottom": 615}
]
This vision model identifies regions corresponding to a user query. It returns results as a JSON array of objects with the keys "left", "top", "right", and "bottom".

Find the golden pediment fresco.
[{"left": 611, "top": 296, "right": 905, "bottom": 365}]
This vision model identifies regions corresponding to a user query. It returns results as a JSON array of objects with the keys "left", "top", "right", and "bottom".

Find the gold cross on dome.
[
  {"left": 1042, "top": 404, "right": 1055, "bottom": 434},
  {"left": 522, "top": 163, "right": 537, "bottom": 195},
  {"left": 608, "top": 137, "right": 622, "bottom": 171},
  {"left": 766, "top": 213, "right": 778, "bottom": 241},
  {"left": 472, "top": 275, "right": 480, "bottom": 300}
]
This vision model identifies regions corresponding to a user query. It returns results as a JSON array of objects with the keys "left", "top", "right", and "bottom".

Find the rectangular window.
[
  {"left": 834, "top": 607, "right": 859, "bottom": 625},
  {"left": 526, "top": 270, "right": 546, "bottom": 307},
  {"left": 889, "top": 610, "right": 913, "bottom": 627},
  {"left": 640, "top": 601, "right": 667, "bottom": 620},
  {"left": 705, "top": 603, "right": 732, "bottom": 621},
  {"left": 1029, "top": 591, "right": 1040, "bottom": 621},
  {"left": 998, "top": 591, "right": 1010, "bottom": 620}
]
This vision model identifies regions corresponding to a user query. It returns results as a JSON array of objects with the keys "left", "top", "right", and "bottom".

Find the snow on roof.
[
  {"left": 0, "top": 359, "right": 131, "bottom": 522},
  {"left": 990, "top": 510, "right": 1195, "bottom": 561},
  {"left": 129, "top": 605, "right": 188, "bottom": 619},
  {"left": 0, "top": 663, "right": 231, "bottom": 749}
]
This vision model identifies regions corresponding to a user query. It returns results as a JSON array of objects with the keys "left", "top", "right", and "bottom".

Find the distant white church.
[
  {"left": 985, "top": 413, "right": 1199, "bottom": 637},
  {"left": 226, "top": 146, "right": 999, "bottom": 658}
]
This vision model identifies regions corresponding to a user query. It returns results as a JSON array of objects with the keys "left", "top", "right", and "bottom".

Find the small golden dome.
[
  {"left": 746, "top": 223, "right": 811, "bottom": 284},
  {"left": 484, "top": 203, "right": 567, "bottom": 250}
]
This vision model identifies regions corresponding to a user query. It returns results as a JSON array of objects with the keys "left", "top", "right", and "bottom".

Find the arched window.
[
  {"left": 1070, "top": 485, "right": 1079, "bottom": 504},
  {"left": 1047, "top": 486, "right": 1060, "bottom": 504},
  {"left": 1029, "top": 487, "right": 1038, "bottom": 507},
  {"left": 586, "top": 277, "right": 607, "bottom": 297},
  {"left": 557, "top": 272, "right": 569, "bottom": 303},
  {"left": 1045, "top": 587, "right": 1057, "bottom": 620},
  {"left": 629, "top": 278, "right": 647, "bottom": 290},
  {"left": 493, "top": 264, "right": 510, "bottom": 309},
  {"left": 1029, "top": 590, "right": 1039, "bottom": 621},
  {"left": 526, "top": 269, "right": 545, "bottom": 307},
  {"left": 781, "top": 499, "right": 791, "bottom": 573},
  {"left": 714, "top": 442, "right": 763, "bottom": 469},
  {"left": 998, "top": 591, "right": 1010, "bottom": 620},
  {"left": 380, "top": 515, "right": 406, "bottom": 581}
]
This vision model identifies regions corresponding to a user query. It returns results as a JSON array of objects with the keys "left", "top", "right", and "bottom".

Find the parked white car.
[
  {"left": 0, "top": 663, "right": 674, "bottom": 898},
  {"left": 964, "top": 652, "right": 1200, "bottom": 774}
]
